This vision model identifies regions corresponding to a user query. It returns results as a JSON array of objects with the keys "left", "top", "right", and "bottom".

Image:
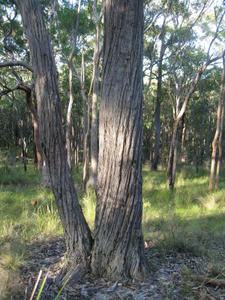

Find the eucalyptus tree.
[
  {"left": 165, "top": 3, "right": 224, "bottom": 189},
  {"left": 209, "top": 52, "right": 225, "bottom": 190},
  {"left": 13, "top": 0, "right": 147, "bottom": 281}
]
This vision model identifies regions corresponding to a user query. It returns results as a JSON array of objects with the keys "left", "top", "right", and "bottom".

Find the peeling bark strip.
[
  {"left": 14, "top": 0, "right": 92, "bottom": 263},
  {"left": 91, "top": 0, "right": 147, "bottom": 279}
]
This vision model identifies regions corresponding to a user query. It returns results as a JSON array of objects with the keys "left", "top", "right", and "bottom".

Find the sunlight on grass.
[
  {"left": 81, "top": 189, "right": 96, "bottom": 230},
  {"left": 1, "top": 160, "right": 225, "bottom": 297}
]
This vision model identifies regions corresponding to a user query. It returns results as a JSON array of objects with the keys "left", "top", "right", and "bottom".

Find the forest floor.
[{"left": 1, "top": 155, "right": 225, "bottom": 299}]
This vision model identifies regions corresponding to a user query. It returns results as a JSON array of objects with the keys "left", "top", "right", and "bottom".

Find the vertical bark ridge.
[
  {"left": 15, "top": 0, "right": 92, "bottom": 266},
  {"left": 91, "top": 0, "right": 147, "bottom": 280}
]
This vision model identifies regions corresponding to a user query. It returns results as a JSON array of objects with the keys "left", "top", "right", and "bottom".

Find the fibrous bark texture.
[
  {"left": 15, "top": 0, "right": 92, "bottom": 264},
  {"left": 91, "top": 0, "right": 147, "bottom": 280}
]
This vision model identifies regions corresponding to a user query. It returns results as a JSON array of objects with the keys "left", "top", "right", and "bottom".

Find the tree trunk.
[
  {"left": 15, "top": 0, "right": 92, "bottom": 266},
  {"left": 151, "top": 39, "right": 165, "bottom": 170},
  {"left": 88, "top": 16, "right": 101, "bottom": 189},
  {"left": 180, "top": 116, "right": 186, "bottom": 163},
  {"left": 66, "top": 66, "right": 74, "bottom": 169},
  {"left": 18, "top": 119, "right": 27, "bottom": 172},
  {"left": 194, "top": 129, "right": 199, "bottom": 173},
  {"left": 167, "top": 119, "right": 178, "bottom": 189},
  {"left": 66, "top": 0, "right": 81, "bottom": 170},
  {"left": 209, "top": 55, "right": 225, "bottom": 190},
  {"left": 25, "top": 90, "right": 42, "bottom": 170},
  {"left": 216, "top": 55, "right": 225, "bottom": 189},
  {"left": 81, "top": 52, "right": 90, "bottom": 191},
  {"left": 91, "top": 0, "right": 147, "bottom": 280}
]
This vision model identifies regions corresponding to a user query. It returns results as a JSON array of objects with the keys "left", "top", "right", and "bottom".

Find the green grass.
[
  {"left": 1, "top": 159, "right": 225, "bottom": 298},
  {"left": 142, "top": 163, "right": 225, "bottom": 256}
]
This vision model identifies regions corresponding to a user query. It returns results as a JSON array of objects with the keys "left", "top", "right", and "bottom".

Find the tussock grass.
[
  {"left": 142, "top": 163, "right": 225, "bottom": 257},
  {"left": 1, "top": 158, "right": 225, "bottom": 298}
]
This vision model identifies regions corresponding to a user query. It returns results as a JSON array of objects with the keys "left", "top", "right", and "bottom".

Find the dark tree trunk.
[
  {"left": 91, "top": 0, "right": 147, "bottom": 280},
  {"left": 15, "top": 0, "right": 92, "bottom": 266},
  {"left": 194, "top": 129, "right": 199, "bottom": 173},
  {"left": 167, "top": 120, "right": 178, "bottom": 189}
]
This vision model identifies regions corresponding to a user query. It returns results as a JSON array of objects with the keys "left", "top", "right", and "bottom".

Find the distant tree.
[{"left": 209, "top": 52, "right": 225, "bottom": 190}]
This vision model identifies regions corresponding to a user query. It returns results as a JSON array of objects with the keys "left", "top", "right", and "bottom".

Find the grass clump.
[{"left": 1, "top": 157, "right": 225, "bottom": 298}]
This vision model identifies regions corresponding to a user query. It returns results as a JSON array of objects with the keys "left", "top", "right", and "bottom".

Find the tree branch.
[{"left": 0, "top": 61, "right": 33, "bottom": 72}]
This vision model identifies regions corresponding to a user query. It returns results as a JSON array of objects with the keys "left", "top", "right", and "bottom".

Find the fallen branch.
[{"left": 196, "top": 275, "right": 225, "bottom": 288}]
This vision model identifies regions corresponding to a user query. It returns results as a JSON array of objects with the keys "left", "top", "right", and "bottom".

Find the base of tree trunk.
[
  {"left": 55, "top": 252, "right": 91, "bottom": 287},
  {"left": 91, "top": 241, "right": 148, "bottom": 281}
]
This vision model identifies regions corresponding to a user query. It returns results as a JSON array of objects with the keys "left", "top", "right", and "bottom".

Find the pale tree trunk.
[
  {"left": 91, "top": 0, "right": 147, "bottom": 280},
  {"left": 25, "top": 90, "right": 42, "bottom": 170},
  {"left": 66, "top": 0, "right": 81, "bottom": 169},
  {"left": 181, "top": 119, "right": 186, "bottom": 163},
  {"left": 81, "top": 52, "right": 91, "bottom": 191},
  {"left": 216, "top": 101, "right": 224, "bottom": 188},
  {"left": 209, "top": 54, "right": 225, "bottom": 190},
  {"left": 151, "top": 33, "right": 166, "bottom": 170},
  {"left": 215, "top": 55, "right": 225, "bottom": 189},
  {"left": 18, "top": 118, "right": 27, "bottom": 172},
  {"left": 15, "top": 0, "right": 92, "bottom": 267},
  {"left": 88, "top": 1, "right": 102, "bottom": 189},
  {"left": 41, "top": 156, "right": 51, "bottom": 188},
  {"left": 167, "top": 119, "right": 178, "bottom": 189}
]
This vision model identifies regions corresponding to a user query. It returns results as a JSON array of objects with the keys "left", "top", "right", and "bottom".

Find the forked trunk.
[{"left": 91, "top": 0, "right": 147, "bottom": 280}]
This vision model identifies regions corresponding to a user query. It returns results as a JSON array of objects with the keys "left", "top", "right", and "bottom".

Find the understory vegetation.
[{"left": 1, "top": 155, "right": 225, "bottom": 298}]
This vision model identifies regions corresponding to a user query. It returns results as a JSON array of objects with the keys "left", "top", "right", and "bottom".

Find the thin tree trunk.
[
  {"left": 215, "top": 55, "right": 225, "bottom": 189},
  {"left": 66, "top": 66, "right": 74, "bottom": 169},
  {"left": 33, "top": 126, "right": 38, "bottom": 170},
  {"left": 15, "top": 0, "right": 92, "bottom": 267},
  {"left": 209, "top": 55, "right": 225, "bottom": 190},
  {"left": 25, "top": 90, "right": 42, "bottom": 170},
  {"left": 91, "top": 0, "right": 147, "bottom": 280},
  {"left": 151, "top": 38, "right": 165, "bottom": 170},
  {"left": 66, "top": 0, "right": 81, "bottom": 169},
  {"left": 18, "top": 119, "right": 27, "bottom": 172},
  {"left": 194, "top": 129, "right": 199, "bottom": 173},
  {"left": 167, "top": 119, "right": 178, "bottom": 189},
  {"left": 181, "top": 115, "right": 186, "bottom": 163},
  {"left": 41, "top": 156, "right": 51, "bottom": 188},
  {"left": 81, "top": 52, "right": 91, "bottom": 191},
  {"left": 88, "top": 5, "right": 101, "bottom": 189}
]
